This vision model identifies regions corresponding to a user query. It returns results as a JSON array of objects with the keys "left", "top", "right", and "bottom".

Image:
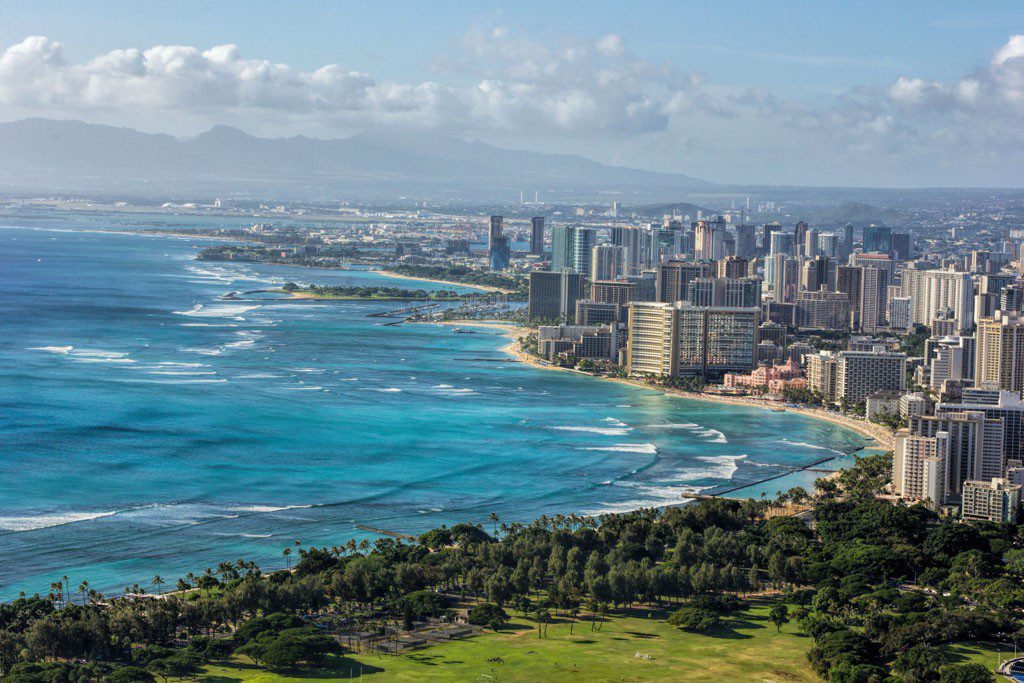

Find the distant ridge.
[{"left": 0, "top": 118, "right": 713, "bottom": 201}]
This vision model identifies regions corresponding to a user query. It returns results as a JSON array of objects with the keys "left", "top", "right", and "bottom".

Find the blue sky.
[{"left": 2, "top": 1, "right": 1023, "bottom": 186}]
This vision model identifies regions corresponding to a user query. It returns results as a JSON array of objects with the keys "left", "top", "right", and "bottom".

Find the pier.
[
  {"left": 367, "top": 303, "right": 440, "bottom": 318},
  {"left": 688, "top": 455, "right": 840, "bottom": 500}
]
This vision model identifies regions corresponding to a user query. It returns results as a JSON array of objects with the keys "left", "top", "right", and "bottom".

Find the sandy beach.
[
  {"left": 376, "top": 269, "right": 514, "bottom": 294},
  {"left": 433, "top": 319, "right": 894, "bottom": 450}
]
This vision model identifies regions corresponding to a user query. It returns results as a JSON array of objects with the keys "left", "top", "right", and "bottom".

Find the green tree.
[
  {"left": 938, "top": 663, "right": 995, "bottom": 683},
  {"left": 769, "top": 603, "right": 789, "bottom": 632}
]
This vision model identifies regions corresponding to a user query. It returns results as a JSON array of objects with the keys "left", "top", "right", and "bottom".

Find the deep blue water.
[{"left": 0, "top": 213, "right": 870, "bottom": 600}]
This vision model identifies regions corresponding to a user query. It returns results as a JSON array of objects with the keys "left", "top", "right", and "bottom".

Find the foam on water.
[
  {"left": 552, "top": 425, "right": 632, "bottom": 436},
  {"left": 581, "top": 443, "right": 658, "bottom": 454},
  {"left": 0, "top": 511, "right": 117, "bottom": 532}
]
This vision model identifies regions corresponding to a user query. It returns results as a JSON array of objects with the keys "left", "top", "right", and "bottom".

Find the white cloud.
[{"left": 2, "top": 30, "right": 1024, "bottom": 185}]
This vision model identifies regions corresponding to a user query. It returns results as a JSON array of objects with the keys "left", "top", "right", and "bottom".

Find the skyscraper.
[
  {"left": 550, "top": 225, "right": 572, "bottom": 272},
  {"left": 489, "top": 236, "right": 510, "bottom": 270},
  {"left": 794, "top": 221, "right": 808, "bottom": 255},
  {"left": 656, "top": 260, "right": 711, "bottom": 303},
  {"left": 976, "top": 311, "right": 1024, "bottom": 395},
  {"left": 863, "top": 225, "right": 892, "bottom": 254},
  {"left": 735, "top": 224, "right": 756, "bottom": 260},
  {"left": 487, "top": 216, "right": 509, "bottom": 270},
  {"left": 611, "top": 226, "right": 643, "bottom": 274},
  {"left": 529, "top": 216, "right": 545, "bottom": 256},
  {"left": 590, "top": 244, "right": 627, "bottom": 281},
  {"left": 571, "top": 227, "right": 596, "bottom": 277},
  {"left": 528, "top": 271, "right": 584, "bottom": 321},
  {"left": 488, "top": 215, "right": 503, "bottom": 252}
]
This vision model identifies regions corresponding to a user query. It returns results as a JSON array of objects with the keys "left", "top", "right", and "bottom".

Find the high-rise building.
[
  {"left": 889, "top": 296, "right": 913, "bottom": 331},
  {"left": 929, "top": 341, "right": 965, "bottom": 389},
  {"left": 625, "top": 302, "right": 677, "bottom": 376},
  {"left": 625, "top": 302, "right": 759, "bottom": 378},
  {"left": 961, "top": 479, "right": 1021, "bottom": 523},
  {"left": 1001, "top": 284, "right": 1024, "bottom": 313},
  {"left": 836, "top": 348, "right": 907, "bottom": 404},
  {"left": 716, "top": 256, "right": 749, "bottom": 279},
  {"left": 688, "top": 277, "right": 760, "bottom": 308},
  {"left": 843, "top": 223, "right": 855, "bottom": 259},
  {"left": 795, "top": 291, "right": 852, "bottom": 331},
  {"left": 801, "top": 256, "right": 831, "bottom": 293},
  {"left": 891, "top": 232, "right": 913, "bottom": 260},
  {"left": 819, "top": 233, "right": 839, "bottom": 258},
  {"left": 611, "top": 227, "right": 643, "bottom": 274},
  {"left": 892, "top": 430, "right": 950, "bottom": 506},
  {"left": 656, "top": 260, "right": 711, "bottom": 303},
  {"left": 836, "top": 266, "right": 863, "bottom": 329},
  {"left": 571, "top": 228, "right": 596, "bottom": 277},
  {"left": 975, "top": 311, "right": 1024, "bottom": 395},
  {"left": 937, "top": 388, "right": 1023, "bottom": 464},
  {"left": 900, "top": 269, "right": 974, "bottom": 332},
  {"left": 863, "top": 225, "right": 892, "bottom": 254},
  {"left": 551, "top": 225, "right": 572, "bottom": 272},
  {"left": 527, "top": 271, "right": 584, "bottom": 322},
  {"left": 489, "top": 236, "right": 510, "bottom": 270},
  {"left": 529, "top": 217, "right": 545, "bottom": 256},
  {"left": 575, "top": 300, "right": 621, "bottom": 326},
  {"left": 676, "top": 304, "right": 760, "bottom": 377},
  {"left": 794, "top": 221, "right": 809, "bottom": 255},
  {"left": 591, "top": 244, "right": 627, "bottom": 281},
  {"left": 735, "top": 225, "right": 756, "bottom": 260},
  {"left": 487, "top": 216, "right": 508, "bottom": 270},
  {"left": 859, "top": 266, "right": 889, "bottom": 333},
  {"left": 591, "top": 280, "right": 634, "bottom": 307},
  {"left": 488, "top": 215, "right": 503, "bottom": 251},
  {"left": 760, "top": 222, "right": 782, "bottom": 256},
  {"left": 769, "top": 254, "right": 799, "bottom": 304},
  {"left": 806, "top": 351, "right": 840, "bottom": 402},
  {"left": 908, "top": 410, "right": 1005, "bottom": 493},
  {"left": 804, "top": 228, "right": 820, "bottom": 258}
]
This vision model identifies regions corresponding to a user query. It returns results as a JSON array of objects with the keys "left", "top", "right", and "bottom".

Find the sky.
[{"left": 2, "top": 1, "right": 1024, "bottom": 188}]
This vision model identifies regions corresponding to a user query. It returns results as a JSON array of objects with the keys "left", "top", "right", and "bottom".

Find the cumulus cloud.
[
  {"left": 0, "top": 29, "right": 725, "bottom": 136},
  {"left": 2, "top": 29, "right": 1024, "bottom": 185}
]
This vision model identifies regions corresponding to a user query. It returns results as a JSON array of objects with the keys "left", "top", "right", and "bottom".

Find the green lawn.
[
  {"left": 939, "top": 641, "right": 1009, "bottom": 671},
  {"left": 192, "top": 600, "right": 822, "bottom": 682}
]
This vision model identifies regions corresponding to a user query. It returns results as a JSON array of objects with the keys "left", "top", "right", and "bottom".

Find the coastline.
[
  {"left": 431, "top": 319, "right": 893, "bottom": 451},
  {"left": 376, "top": 269, "right": 514, "bottom": 294}
]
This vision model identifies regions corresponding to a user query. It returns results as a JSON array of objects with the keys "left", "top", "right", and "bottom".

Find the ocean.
[{"left": 0, "top": 210, "right": 870, "bottom": 600}]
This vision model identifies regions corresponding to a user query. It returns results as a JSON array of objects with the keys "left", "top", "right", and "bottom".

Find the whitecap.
[
  {"left": 28, "top": 345, "right": 74, "bottom": 354},
  {"left": 174, "top": 303, "right": 260, "bottom": 318},
  {"left": 0, "top": 510, "right": 116, "bottom": 532},
  {"left": 580, "top": 443, "right": 658, "bottom": 454},
  {"left": 373, "top": 387, "right": 402, "bottom": 393},
  {"left": 780, "top": 439, "right": 843, "bottom": 453},
  {"left": 227, "top": 505, "right": 313, "bottom": 513},
  {"left": 552, "top": 425, "right": 632, "bottom": 436}
]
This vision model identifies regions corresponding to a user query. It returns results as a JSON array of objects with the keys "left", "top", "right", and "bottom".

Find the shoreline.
[
  {"left": 430, "top": 319, "right": 893, "bottom": 451},
  {"left": 376, "top": 269, "right": 514, "bottom": 294}
]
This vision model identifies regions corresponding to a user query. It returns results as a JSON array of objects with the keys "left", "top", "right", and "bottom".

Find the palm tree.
[
  {"left": 152, "top": 575, "right": 165, "bottom": 595},
  {"left": 282, "top": 547, "right": 292, "bottom": 569},
  {"left": 78, "top": 580, "right": 89, "bottom": 605},
  {"left": 358, "top": 539, "right": 370, "bottom": 553},
  {"left": 61, "top": 575, "right": 69, "bottom": 605},
  {"left": 489, "top": 512, "right": 500, "bottom": 538}
]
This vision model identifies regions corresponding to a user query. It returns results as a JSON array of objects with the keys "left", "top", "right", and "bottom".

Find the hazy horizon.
[{"left": 2, "top": 1, "right": 1024, "bottom": 188}]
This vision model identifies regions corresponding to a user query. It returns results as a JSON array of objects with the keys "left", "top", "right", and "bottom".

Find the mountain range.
[{"left": 0, "top": 118, "right": 712, "bottom": 201}]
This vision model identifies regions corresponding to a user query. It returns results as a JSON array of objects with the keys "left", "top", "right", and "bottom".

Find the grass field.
[{"left": 192, "top": 600, "right": 823, "bottom": 682}]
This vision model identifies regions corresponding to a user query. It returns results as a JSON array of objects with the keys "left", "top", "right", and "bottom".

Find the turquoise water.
[{"left": 0, "top": 213, "right": 871, "bottom": 600}]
